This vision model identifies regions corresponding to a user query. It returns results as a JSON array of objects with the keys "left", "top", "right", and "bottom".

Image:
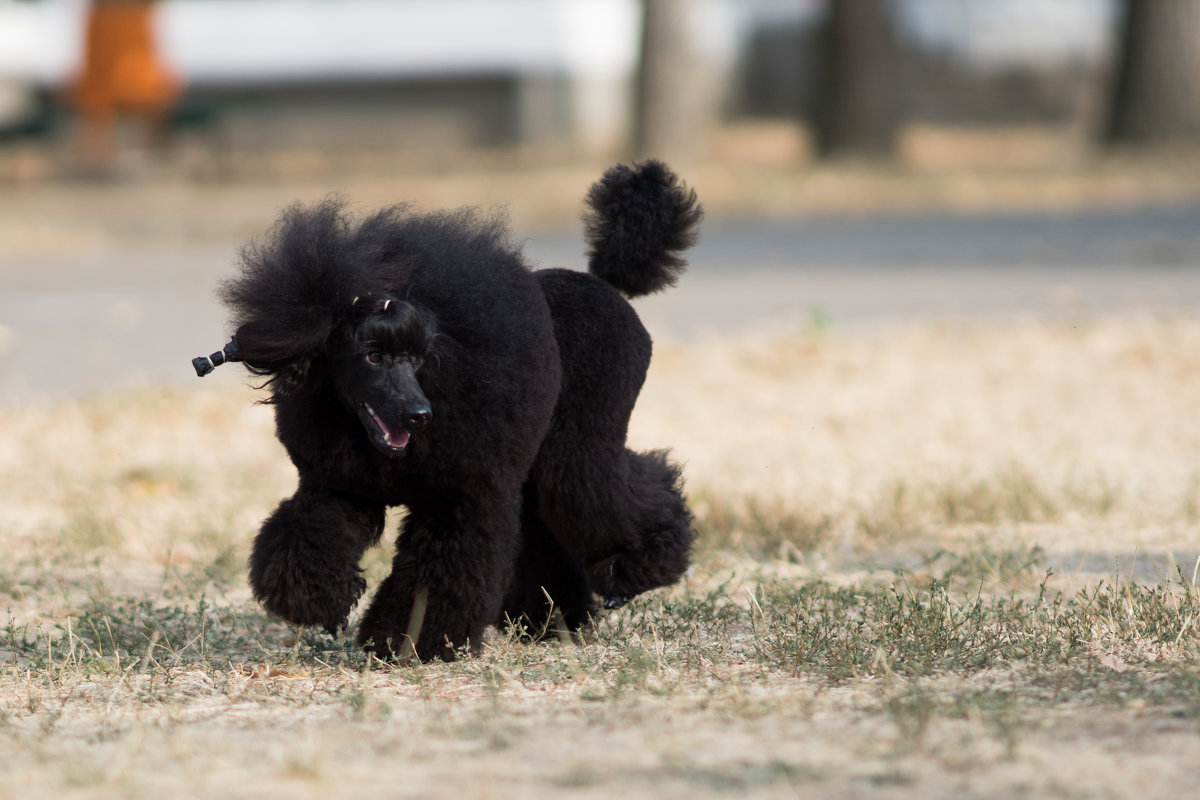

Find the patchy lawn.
[{"left": 3, "top": 315, "right": 1200, "bottom": 799}]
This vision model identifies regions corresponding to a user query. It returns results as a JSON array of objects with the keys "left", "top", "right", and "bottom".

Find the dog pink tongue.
[
  {"left": 384, "top": 426, "right": 410, "bottom": 449},
  {"left": 365, "top": 404, "right": 410, "bottom": 450}
]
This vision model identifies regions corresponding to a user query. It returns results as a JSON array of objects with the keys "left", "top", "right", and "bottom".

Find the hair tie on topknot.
[
  {"left": 192, "top": 338, "right": 241, "bottom": 377},
  {"left": 351, "top": 293, "right": 395, "bottom": 315}
]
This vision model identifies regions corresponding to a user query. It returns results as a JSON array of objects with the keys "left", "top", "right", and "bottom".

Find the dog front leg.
[
  {"left": 357, "top": 493, "right": 520, "bottom": 662},
  {"left": 249, "top": 481, "right": 385, "bottom": 636}
]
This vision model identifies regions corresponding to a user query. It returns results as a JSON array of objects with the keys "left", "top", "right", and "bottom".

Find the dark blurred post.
[
  {"left": 1104, "top": 0, "right": 1200, "bottom": 144},
  {"left": 635, "top": 0, "right": 700, "bottom": 162},
  {"left": 811, "top": 0, "right": 902, "bottom": 158}
]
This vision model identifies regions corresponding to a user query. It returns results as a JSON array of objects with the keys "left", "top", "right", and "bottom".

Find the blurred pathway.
[
  {"left": 2, "top": 202, "right": 1199, "bottom": 403},
  {"left": 527, "top": 202, "right": 1200, "bottom": 338}
]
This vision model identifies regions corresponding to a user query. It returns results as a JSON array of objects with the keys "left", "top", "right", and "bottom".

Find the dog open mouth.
[{"left": 361, "top": 402, "right": 411, "bottom": 453}]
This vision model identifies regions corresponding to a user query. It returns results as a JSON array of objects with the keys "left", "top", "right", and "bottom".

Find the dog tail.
[{"left": 582, "top": 160, "right": 702, "bottom": 298}]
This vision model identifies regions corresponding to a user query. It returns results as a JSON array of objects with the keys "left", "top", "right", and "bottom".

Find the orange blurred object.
[{"left": 73, "top": 0, "right": 179, "bottom": 119}]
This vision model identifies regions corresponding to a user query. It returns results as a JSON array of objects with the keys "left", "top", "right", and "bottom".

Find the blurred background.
[
  {"left": 1, "top": 0, "right": 1199, "bottom": 400},
  {"left": 3, "top": 0, "right": 1199, "bottom": 171}
]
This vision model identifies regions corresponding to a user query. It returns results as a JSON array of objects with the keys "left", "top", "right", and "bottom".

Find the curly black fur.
[
  {"left": 582, "top": 159, "right": 702, "bottom": 297},
  {"left": 214, "top": 160, "right": 701, "bottom": 661}
]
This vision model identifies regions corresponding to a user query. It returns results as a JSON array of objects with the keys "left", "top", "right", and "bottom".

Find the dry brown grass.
[
  {"left": 3, "top": 314, "right": 1200, "bottom": 799},
  {"left": 641, "top": 315, "right": 1200, "bottom": 556}
]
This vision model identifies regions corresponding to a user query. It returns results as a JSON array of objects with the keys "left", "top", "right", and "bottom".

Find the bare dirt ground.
[{"left": 3, "top": 314, "right": 1200, "bottom": 799}]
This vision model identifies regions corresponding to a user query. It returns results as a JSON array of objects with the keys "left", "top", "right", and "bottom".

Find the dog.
[{"left": 194, "top": 160, "right": 701, "bottom": 661}]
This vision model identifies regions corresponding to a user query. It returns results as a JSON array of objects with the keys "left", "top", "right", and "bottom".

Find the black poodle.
[{"left": 194, "top": 160, "right": 701, "bottom": 661}]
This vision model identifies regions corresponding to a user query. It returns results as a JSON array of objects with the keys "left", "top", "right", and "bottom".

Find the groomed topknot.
[{"left": 216, "top": 198, "right": 521, "bottom": 401}]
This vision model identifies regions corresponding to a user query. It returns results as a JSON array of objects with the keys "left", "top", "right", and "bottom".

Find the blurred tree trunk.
[
  {"left": 636, "top": 0, "right": 700, "bottom": 162},
  {"left": 1105, "top": 0, "right": 1200, "bottom": 143},
  {"left": 812, "top": 0, "right": 903, "bottom": 158}
]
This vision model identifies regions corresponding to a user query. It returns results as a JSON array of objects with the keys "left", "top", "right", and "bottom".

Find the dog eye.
[
  {"left": 366, "top": 352, "right": 383, "bottom": 365},
  {"left": 410, "top": 355, "right": 424, "bottom": 369}
]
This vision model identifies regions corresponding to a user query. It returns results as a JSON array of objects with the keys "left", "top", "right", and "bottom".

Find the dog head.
[
  {"left": 208, "top": 199, "right": 525, "bottom": 457},
  {"left": 330, "top": 294, "right": 437, "bottom": 458},
  {"left": 206, "top": 200, "right": 449, "bottom": 457}
]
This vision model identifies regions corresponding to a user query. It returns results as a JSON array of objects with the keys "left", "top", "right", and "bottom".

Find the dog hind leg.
[
  {"left": 498, "top": 481, "right": 596, "bottom": 637},
  {"left": 532, "top": 268, "right": 694, "bottom": 609},
  {"left": 533, "top": 443, "right": 693, "bottom": 609},
  {"left": 586, "top": 448, "right": 694, "bottom": 608}
]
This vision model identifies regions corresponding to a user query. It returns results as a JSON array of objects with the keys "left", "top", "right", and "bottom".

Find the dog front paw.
[
  {"left": 248, "top": 489, "right": 384, "bottom": 637},
  {"left": 357, "top": 578, "right": 482, "bottom": 662},
  {"left": 249, "top": 555, "right": 367, "bottom": 634}
]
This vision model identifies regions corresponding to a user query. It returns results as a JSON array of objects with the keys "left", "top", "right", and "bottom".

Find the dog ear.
[
  {"left": 232, "top": 313, "right": 333, "bottom": 401},
  {"left": 218, "top": 199, "right": 353, "bottom": 400}
]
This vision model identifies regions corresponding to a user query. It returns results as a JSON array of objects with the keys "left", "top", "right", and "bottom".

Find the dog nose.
[{"left": 405, "top": 405, "right": 432, "bottom": 431}]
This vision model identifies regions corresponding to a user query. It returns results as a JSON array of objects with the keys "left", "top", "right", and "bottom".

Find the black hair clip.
[{"left": 192, "top": 338, "right": 240, "bottom": 377}]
